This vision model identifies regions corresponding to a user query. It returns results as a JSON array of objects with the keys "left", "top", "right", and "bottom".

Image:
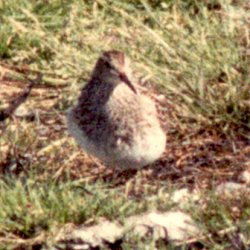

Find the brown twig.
[
  {"left": 0, "top": 62, "right": 65, "bottom": 79},
  {"left": 0, "top": 73, "right": 42, "bottom": 122}
]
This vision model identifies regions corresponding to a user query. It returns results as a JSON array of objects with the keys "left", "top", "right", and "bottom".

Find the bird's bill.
[{"left": 119, "top": 73, "right": 137, "bottom": 94}]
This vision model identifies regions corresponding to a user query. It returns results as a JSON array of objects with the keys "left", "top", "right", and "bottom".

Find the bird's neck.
[{"left": 79, "top": 77, "right": 117, "bottom": 106}]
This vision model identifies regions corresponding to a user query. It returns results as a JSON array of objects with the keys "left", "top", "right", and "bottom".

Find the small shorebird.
[{"left": 67, "top": 50, "right": 166, "bottom": 170}]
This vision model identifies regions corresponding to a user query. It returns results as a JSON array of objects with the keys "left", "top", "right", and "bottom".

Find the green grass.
[
  {"left": 1, "top": 0, "right": 249, "bottom": 135},
  {"left": 0, "top": 177, "right": 142, "bottom": 236},
  {"left": 0, "top": 0, "right": 250, "bottom": 248},
  {"left": 0, "top": 175, "right": 175, "bottom": 248}
]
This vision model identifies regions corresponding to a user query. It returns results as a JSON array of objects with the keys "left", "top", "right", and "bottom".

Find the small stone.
[
  {"left": 14, "top": 106, "right": 34, "bottom": 119},
  {"left": 53, "top": 124, "right": 63, "bottom": 131},
  {"left": 239, "top": 170, "right": 250, "bottom": 184},
  {"left": 38, "top": 126, "right": 49, "bottom": 136},
  {"left": 155, "top": 94, "right": 166, "bottom": 104}
]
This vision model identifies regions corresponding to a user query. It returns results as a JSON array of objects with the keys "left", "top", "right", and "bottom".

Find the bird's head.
[{"left": 92, "top": 50, "right": 137, "bottom": 94}]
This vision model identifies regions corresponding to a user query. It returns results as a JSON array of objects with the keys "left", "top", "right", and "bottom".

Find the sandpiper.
[{"left": 67, "top": 50, "right": 166, "bottom": 170}]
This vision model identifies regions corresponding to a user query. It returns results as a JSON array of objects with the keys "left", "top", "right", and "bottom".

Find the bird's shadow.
[{"left": 90, "top": 156, "right": 181, "bottom": 187}]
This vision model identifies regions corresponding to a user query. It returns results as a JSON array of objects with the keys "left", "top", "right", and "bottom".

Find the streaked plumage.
[{"left": 67, "top": 50, "right": 166, "bottom": 169}]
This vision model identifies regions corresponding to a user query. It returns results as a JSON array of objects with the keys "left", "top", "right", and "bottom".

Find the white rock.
[
  {"left": 126, "top": 211, "right": 199, "bottom": 242},
  {"left": 57, "top": 212, "right": 200, "bottom": 249},
  {"left": 171, "top": 188, "right": 190, "bottom": 203},
  {"left": 215, "top": 182, "right": 250, "bottom": 197},
  {"left": 63, "top": 219, "right": 123, "bottom": 249},
  {"left": 149, "top": 212, "right": 199, "bottom": 241}
]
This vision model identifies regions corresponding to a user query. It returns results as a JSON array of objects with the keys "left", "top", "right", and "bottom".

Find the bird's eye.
[
  {"left": 105, "top": 62, "right": 118, "bottom": 76},
  {"left": 104, "top": 61, "right": 112, "bottom": 69},
  {"left": 104, "top": 60, "right": 117, "bottom": 71}
]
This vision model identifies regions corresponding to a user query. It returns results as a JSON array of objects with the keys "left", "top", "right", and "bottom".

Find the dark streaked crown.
[{"left": 101, "top": 50, "right": 125, "bottom": 68}]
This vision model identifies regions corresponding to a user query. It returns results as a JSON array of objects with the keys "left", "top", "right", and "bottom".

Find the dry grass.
[{"left": 0, "top": 0, "right": 250, "bottom": 249}]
